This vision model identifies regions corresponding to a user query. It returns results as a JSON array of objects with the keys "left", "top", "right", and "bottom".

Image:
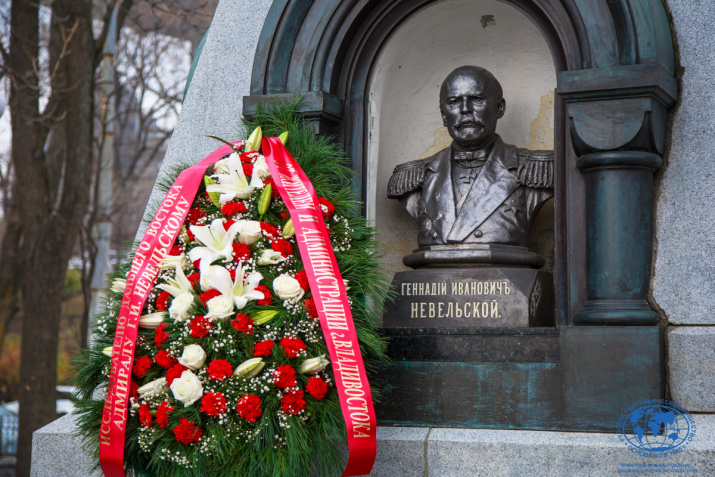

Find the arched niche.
[{"left": 244, "top": 0, "right": 677, "bottom": 327}]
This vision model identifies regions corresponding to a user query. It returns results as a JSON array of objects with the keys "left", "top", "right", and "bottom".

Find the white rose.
[
  {"left": 237, "top": 220, "right": 262, "bottom": 245},
  {"left": 273, "top": 274, "right": 305, "bottom": 301},
  {"left": 178, "top": 344, "right": 207, "bottom": 370},
  {"left": 170, "top": 370, "right": 203, "bottom": 407},
  {"left": 258, "top": 249, "right": 286, "bottom": 265},
  {"left": 252, "top": 155, "right": 271, "bottom": 180},
  {"left": 169, "top": 292, "right": 194, "bottom": 322},
  {"left": 205, "top": 294, "right": 234, "bottom": 320}
]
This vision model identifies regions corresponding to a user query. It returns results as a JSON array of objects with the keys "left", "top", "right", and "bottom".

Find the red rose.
[
  {"left": 155, "top": 350, "right": 177, "bottom": 369},
  {"left": 199, "top": 289, "right": 221, "bottom": 306},
  {"left": 154, "top": 323, "right": 170, "bottom": 347},
  {"left": 236, "top": 394, "right": 263, "bottom": 423},
  {"left": 242, "top": 163, "right": 253, "bottom": 177},
  {"left": 271, "top": 239, "right": 293, "bottom": 257},
  {"left": 295, "top": 270, "right": 310, "bottom": 291},
  {"left": 303, "top": 297, "right": 318, "bottom": 319},
  {"left": 130, "top": 380, "right": 139, "bottom": 399},
  {"left": 186, "top": 207, "right": 206, "bottom": 225},
  {"left": 156, "top": 401, "right": 173, "bottom": 428},
  {"left": 279, "top": 337, "right": 306, "bottom": 358},
  {"left": 169, "top": 244, "right": 182, "bottom": 256},
  {"left": 221, "top": 201, "right": 247, "bottom": 216},
  {"left": 306, "top": 376, "right": 329, "bottom": 400},
  {"left": 232, "top": 242, "right": 252, "bottom": 263},
  {"left": 173, "top": 418, "right": 202, "bottom": 445},
  {"left": 155, "top": 291, "right": 171, "bottom": 311},
  {"left": 260, "top": 222, "right": 280, "bottom": 241},
  {"left": 132, "top": 356, "right": 152, "bottom": 378},
  {"left": 190, "top": 315, "right": 213, "bottom": 338},
  {"left": 255, "top": 285, "right": 272, "bottom": 306},
  {"left": 223, "top": 219, "right": 235, "bottom": 231},
  {"left": 273, "top": 365, "right": 297, "bottom": 389},
  {"left": 280, "top": 389, "right": 306, "bottom": 415},
  {"left": 230, "top": 313, "right": 254, "bottom": 335},
  {"left": 201, "top": 391, "right": 228, "bottom": 417},
  {"left": 206, "top": 359, "right": 233, "bottom": 381},
  {"left": 138, "top": 403, "right": 153, "bottom": 427},
  {"left": 264, "top": 178, "right": 280, "bottom": 197},
  {"left": 253, "top": 340, "right": 274, "bottom": 357},
  {"left": 187, "top": 272, "right": 201, "bottom": 289},
  {"left": 166, "top": 363, "right": 188, "bottom": 386},
  {"left": 318, "top": 197, "right": 335, "bottom": 218}
]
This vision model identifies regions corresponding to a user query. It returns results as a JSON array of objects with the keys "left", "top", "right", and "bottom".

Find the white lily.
[
  {"left": 158, "top": 253, "right": 185, "bottom": 270},
  {"left": 257, "top": 249, "right": 286, "bottom": 265},
  {"left": 205, "top": 263, "right": 264, "bottom": 310},
  {"left": 233, "top": 357, "right": 265, "bottom": 378},
  {"left": 138, "top": 377, "right": 167, "bottom": 397},
  {"left": 298, "top": 355, "right": 330, "bottom": 375},
  {"left": 157, "top": 265, "right": 194, "bottom": 297},
  {"left": 110, "top": 278, "right": 126, "bottom": 294},
  {"left": 206, "top": 153, "right": 263, "bottom": 205},
  {"left": 188, "top": 218, "right": 242, "bottom": 267},
  {"left": 138, "top": 312, "right": 165, "bottom": 329}
]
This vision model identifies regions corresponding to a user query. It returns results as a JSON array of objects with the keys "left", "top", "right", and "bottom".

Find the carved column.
[{"left": 558, "top": 64, "right": 677, "bottom": 325}]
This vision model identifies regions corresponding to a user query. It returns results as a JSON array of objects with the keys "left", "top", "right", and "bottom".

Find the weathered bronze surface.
[{"left": 387, "top": 66, "right": 554, "bottom": 250}]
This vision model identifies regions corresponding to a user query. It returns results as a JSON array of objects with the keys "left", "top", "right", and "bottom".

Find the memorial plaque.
[{"left": 383, "top": 267, "right": 553, "bottom": 328}]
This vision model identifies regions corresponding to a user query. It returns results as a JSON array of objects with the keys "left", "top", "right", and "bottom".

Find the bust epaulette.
[
  {"left": 517, "top": 149, "right": 554, "bottom": 189},
  {"left": 387, "top": 159, "right": 427, "bottom": 198}
]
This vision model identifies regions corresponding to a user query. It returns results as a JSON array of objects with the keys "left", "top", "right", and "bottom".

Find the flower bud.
[
  {"left": 298, "top": 355, "right": 330, "bottom": 374},
  {"left": 102, "top": 346, "right": 113, "bottom": 357},
  {"left": 258, "top": 184, "right": 272, "bottom": 216},
  {"left": 282, "top": 219, "right": 294, "bottom": 238},
  {"left": 246, "top": 127, "right": 262, "bottom": 152},
  {"left": 158, "top": 253, "right": 184, "bottom": 270},
  {"left": 251, "top": 310, "right": 279, "bottom": 325},
  {"left": 233, "top": 357, "right": 265, "bottom": 378},
  {"left": 137, "top": 377, "right": 167, "bottom": 397},
  {"left": 110, "top": 278, "right": 126, "bottom": 294},
  {"left": 278, "top": 131, "right": 289, "bottom": 145},
  {"left": 138, "top": 312, "right": 165, "bottom": 329}
]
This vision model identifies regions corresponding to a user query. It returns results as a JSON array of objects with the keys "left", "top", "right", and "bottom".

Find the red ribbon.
[
  {"left": 99, "top": 143, "right": 236, "bottom": 477},
  {"left": 262, "top": 137, "right": 377, "bottom": 476}
]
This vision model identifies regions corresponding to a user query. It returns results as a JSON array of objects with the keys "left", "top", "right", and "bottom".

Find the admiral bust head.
[{"left": 439, "top": 65, "right": 506, "bottom": 150}]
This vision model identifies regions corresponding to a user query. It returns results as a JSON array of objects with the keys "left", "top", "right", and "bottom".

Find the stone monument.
[{"left": 384, "top": 65, "right": 554, "bottom": 327}]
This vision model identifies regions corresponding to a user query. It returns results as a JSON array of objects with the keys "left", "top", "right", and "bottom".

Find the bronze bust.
[{"left": 387, "top": 66, "right": 554, "bottom": 249}]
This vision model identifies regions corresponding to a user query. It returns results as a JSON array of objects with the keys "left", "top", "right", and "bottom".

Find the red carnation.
[
  {"left": 242, "top": 163, "right": 253, "bottom": 177},
  {"left": 318, "top": 197, "right": 336, "bottom": 218},
  {"left": 236, "top": 394, "right": 263, "bottom": 423},
  {"left": 295, "top": 270, "right": 310, "bottom": 291},
  {"left": 281, "top": 389, "right": 306, "bottom": 415},
  {"left": 306, "top": 376, "right": 329, "bottom": 400},
  {"left": 221, "top": 201, "right": 247, "bottom": 216},
  {"left": 273, "top": 365, "right": 297, "bottom": 389},
  {"left": 230, "top": 313, "right": 254, "bottom": 335},
  {"left": 186, "top": 229, "right": 195, "bottom": 242},
  {"left": 155, "top": 291, "right": 171, "bottom": 311},
  {"left": 192, "top": 258, "right": 201, "bottom": 270},
  {"left": 199, "top": 289, "right": 221, "bottom": 306},
  {"left": 130, "top": 380, "right": 139, "bottom": 399},
  {"left": 187, "top": 272, "right": 201, "bottom": 289},
  {"left": 154, "top": 323, "right": 170, "bottom": 347},
  {"left": 260, "top": 222, "right": 280, "bottom": 241},
  {"left": 156, "top": 401, "right": 173, "bottom": 428},
  {"left": 223, "top": 218, "right": 235, "bottom": 231},
  {"left": 201, "top": 391, "right": 228, "bottom": 417},
  {"left": 232, "top": 242, "right": 252, "bottom": 263},
  {"left": 190, "top": 315, "right": 213, "bottom": 338},
  {"left": 186, "top": 207, "right": 206, "bottom": 225},
  {"left": 264, "top": 178, "right": 280, "bottom": 197},
  {"left": 132, "top": 356, "right": 152, "bottom": 378},
  {"left": 255, "top": 285, "right": 272, "bottom": 306},
  {"left": 229, "top": 269, "right": 237, "bottom": 280},
  {"left": 280, "top": 211, "right": 290, "bottom": 221},
  {"left": 173, "top": 418, "right": 203, "bottom": 445},
  {"left": 166, "top": 363, "right": 188, "bottom": 386},
  {"left": 206, "top": 359, "right": 233, "bottom": 381},
  {"left": 271, "top": 239, "right": 293, "bottom": 257},
  {"left": 239, "top": 151, "right": 256, "bottom": 163},
  {"left": 169, "top": 244, "right": 182, "bottom": 256},
  {"left": 303, "top": 297, "right": 318, "bottom": 319},
  {"left": 155, "top": 350, "right": 177, "bottom": 369},
  {"left": 138, "top": 403, "right": 153, "bottom": 427},
  {"left": 253, "top": 340, "right": 274, "bottom": 357},
  {"left": 279, "top": 337, "right": 306, "bottom": 358}
]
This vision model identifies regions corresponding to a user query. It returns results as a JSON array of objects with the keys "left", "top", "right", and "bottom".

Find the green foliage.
[
  {"left": 72, "top": 102, "right": 389, "bottom": 477},
  {"left": 63, "top": 268, "right": 83, "bottom": 300}
]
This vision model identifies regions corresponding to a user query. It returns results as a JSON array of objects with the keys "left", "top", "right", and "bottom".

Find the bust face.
[{"left": 440, "top": 68, "right": 506, "bottom": 149}]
